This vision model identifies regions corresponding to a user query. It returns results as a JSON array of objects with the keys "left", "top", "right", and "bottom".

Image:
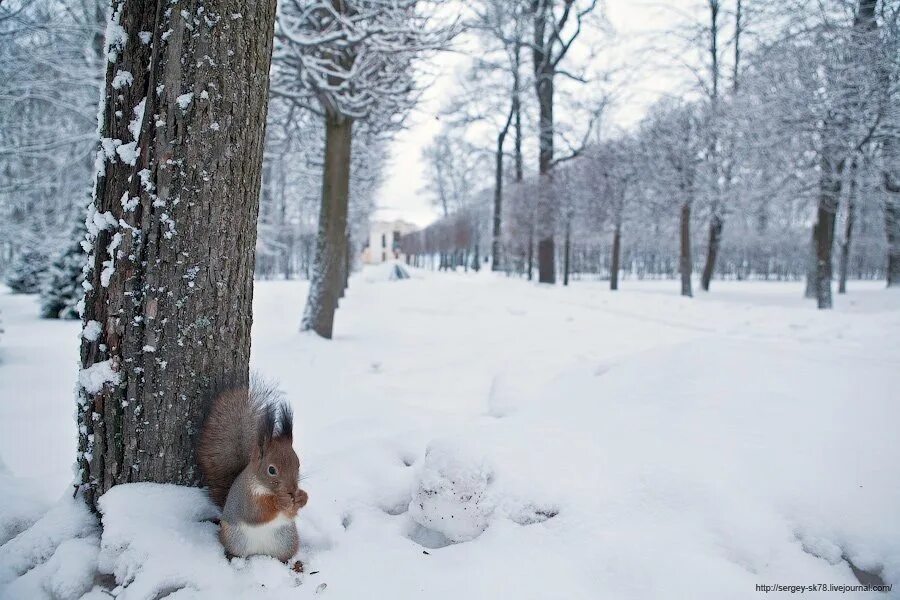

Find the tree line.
[
  {"left": 0, "top": 0, "right": 452, "bottom": 509},
  {"left": 0, "top": 0, "right": 897, "bottom": 510},
  {"left": 407, "top": 0, "right": 899, "bottom": 308}
]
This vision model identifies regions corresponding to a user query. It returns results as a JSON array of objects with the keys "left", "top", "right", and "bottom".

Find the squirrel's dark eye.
[{"left": 268, "top": 465, "right": 277, "bottom": 476}]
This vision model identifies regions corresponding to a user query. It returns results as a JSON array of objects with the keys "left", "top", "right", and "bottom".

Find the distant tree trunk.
[
  {"left": 700, "top": 0, "right": 722, "bottom": 293},
  {"left": 884, "top": 137, "right": 900, "bottom": 287},
  {"left": 563, "top": 220, "right": 571, "bottom": 286},
  {"left": 733, "top": 0, "right": 742, "bottom": 92},
  {"left": 680, "top": 201, "right": 693, "bottom": 297},
  {"left": 610, "top": 222, "right": 621, "bottom": 291},
  {"left": 473, "top": 243, "right": 480, "bottom": 272},
  {"left": 700, "top": 214, "right": 723, "bottom": 291},
  {"left": 492, "top": 104, "right": 515, "bottom": 272},
  {"left": 76, "top": 0, "right": 277, "bottom": 509},
  {"left": 341, "top": 233, "right": 351, "bottom": 296},
  {"left": 302, "top": 116, "right": 352, "bottom": 338},
  {"left": 804, "top": 224, "right": 817, "bottom": 298},
  {"left": 514, "top": 73, "right": 523, "bottom": 184},
  {"left": 279, "top": 158, "right": 294, "bottom": 281},
  {"left": 813, "top": 156, "right": 844, "bottom": 309},
  {"left": 534, "top": 41, "right": 555, "bottom": 284},
  {"left": 838, "top": 160, "right": 858, "bottom": 294},
  {"left": 527, "top": 225, "right": 534, "bottom": 281}
]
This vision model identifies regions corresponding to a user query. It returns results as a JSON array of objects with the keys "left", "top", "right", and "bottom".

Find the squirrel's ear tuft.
[
  {"left": 257, "top": 402, "right": 276, "bottom": 455},
  {"left": 277, "top": 401, "right": 293, "bottom": 440}
]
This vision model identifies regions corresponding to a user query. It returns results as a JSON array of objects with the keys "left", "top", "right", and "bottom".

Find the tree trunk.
[
  {"left": 534, "top": 39, "right": 555, "bottom": 284},
  {"left": 733, "top": 0, "right": 742, "bottom": 92},
  {"left": 302, "top": 116, "right": 352, "bottom": 338},
  {"left": 563, "top": 221, "right": 571, "bottom": 286},
  {"left": 341, "top": 233, "right": 351, "bottom": 296},
  {"left": 680, "top": 201, "right": 693, "bottom": 297},
  {"left": 76, "top": 0, "right": 276, "bottom": 509},
  {"left": 700, "top": 214, "right": 723, "bottom": 291},
  {"left": 804, "top": 224, "right": 817, "bottom": 298},
  {"left": 700, "top": 0, "right": 723, "bottom": 293},
  {"left": 492, "top": 108, "right": 513, "bottom": 272},
  {"left": 527, "top": 226, "right": 534, "bottom": 281},
  {"left": 884, "top": 137, "right": 900, "bottom": 287},
  {"left": 610, "top": 222, "right": 621, "bottom": 291},
  {"left": 813, "top": 157, "right": 844, "bottom": 309},
  {"left": 838, "top": 160, "right": 858, "bottom": 294},
  {"left": 535, "top": 71, "right": 555, "bottom": 284}
]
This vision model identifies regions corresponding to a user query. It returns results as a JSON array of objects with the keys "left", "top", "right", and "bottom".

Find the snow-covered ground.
[{"left": 1, "top": 269, "right": 899, "bottom": 599}]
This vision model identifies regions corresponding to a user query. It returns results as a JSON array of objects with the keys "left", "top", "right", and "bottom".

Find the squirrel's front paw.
[
  {"left": 293, "top": 489, "right": 309, "bottom": 509},
  {"left": 275, "top": 491, "right": 294, "bottom": 513}
]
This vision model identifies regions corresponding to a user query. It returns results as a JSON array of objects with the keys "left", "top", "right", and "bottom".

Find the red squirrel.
[{"left": 197, "top": 383, "right": 308, "bottom": 562}]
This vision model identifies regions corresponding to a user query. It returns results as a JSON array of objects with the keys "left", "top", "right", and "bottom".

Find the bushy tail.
[{"left": 197, "top": 378, "right": 283, "bottom": 507}]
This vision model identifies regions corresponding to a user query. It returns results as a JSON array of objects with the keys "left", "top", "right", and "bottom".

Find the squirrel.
[{"left": 197, "top": 382, "right": 309, "bottom": 563}]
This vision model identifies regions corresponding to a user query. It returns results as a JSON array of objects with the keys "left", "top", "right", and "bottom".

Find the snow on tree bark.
[{"left": 76, "top": 0, "right": 277, "bottom": 508}]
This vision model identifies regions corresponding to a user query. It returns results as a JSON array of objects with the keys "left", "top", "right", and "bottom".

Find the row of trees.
[
  {"left": 0, "top": 0, "right": 455, "bottom": 509},
  {"left": 412, "top": 0, "right": 899, "bottom": 308},
  {"left": 0, "top": 0, "right": 896, "bottom": 512},
  {"left": 1, "top": 1, "right": 444, "bottom": 342}
]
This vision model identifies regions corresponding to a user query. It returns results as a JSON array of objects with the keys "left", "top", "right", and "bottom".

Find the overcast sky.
[{"left": 374, "top": 0, "right": 706, "bottom": 227}]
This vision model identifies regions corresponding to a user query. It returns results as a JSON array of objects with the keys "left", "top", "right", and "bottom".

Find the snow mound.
[
  {"left": 408, "top": 439, "right": 496, "bottom": 543},
  {"left": 0, "top": 493, "right": 98, "bottom": 597},
  {"left": 2, "top": 535, "right": 99, "bottom": 600},
  {"left": 96, "top": 482, "right": 302, "bottom": 598},
  {"left": 0, "top": 456, "right": 50, "bottom": 546}
]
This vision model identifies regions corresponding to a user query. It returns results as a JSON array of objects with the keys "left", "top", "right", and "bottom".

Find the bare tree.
[
  {"left": 527, "top": 0, "right": 599, "bottom": 283},
  {"left": 468, "top": 0, "right": 529, "bottom": 271},
  {"left": 276, "top": 0, "right": 451, "bottom": 338},
  {"left": 642, "top": 102, "right": 704, "bottom": 297}
]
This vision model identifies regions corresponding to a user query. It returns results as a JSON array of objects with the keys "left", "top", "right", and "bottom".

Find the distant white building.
[{"left": 361, "top": 219, "right": 418, "bottom": 264}]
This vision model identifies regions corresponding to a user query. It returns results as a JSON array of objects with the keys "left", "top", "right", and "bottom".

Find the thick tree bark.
[
  {"left": 838, "top": 160, "right": 858, "bottom": 294},
  {"left": 610, "top": 222, "right": 621, "bottom": 291},
  {"left": 76, "top": 0, "right": 277, "bottom": 509},
  {"left": 302, "top": 116, "right": 352, "bottom": 338},
  {"left": 680, "top": 201, "right": 693, "bottom": 297}
]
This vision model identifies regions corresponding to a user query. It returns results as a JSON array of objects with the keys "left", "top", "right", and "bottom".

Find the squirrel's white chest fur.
[{"left": 234, "top": 513, "right": 294, "bottom": 555}]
